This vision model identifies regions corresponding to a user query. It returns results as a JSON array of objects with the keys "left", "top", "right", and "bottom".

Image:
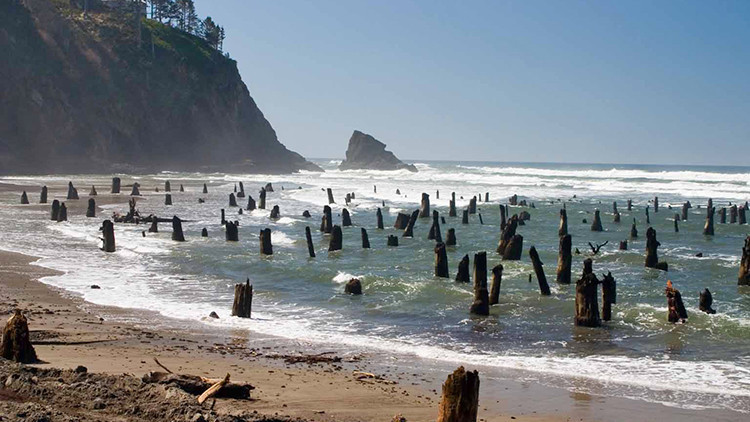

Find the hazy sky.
[{"left": 197, "top": 0, "right": 750, "bottom": 165}]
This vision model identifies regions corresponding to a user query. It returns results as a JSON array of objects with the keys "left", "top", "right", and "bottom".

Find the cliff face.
[
  {"left": 339, "top": 130, "right": 417, "bottom": 172},
  {"left": 0, "top": 0, "right": 321, "bottom": 174}
]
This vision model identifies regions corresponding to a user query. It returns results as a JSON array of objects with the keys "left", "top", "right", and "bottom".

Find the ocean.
[{"left": 1, "top": 160, "right": 749, "bottom": 413}]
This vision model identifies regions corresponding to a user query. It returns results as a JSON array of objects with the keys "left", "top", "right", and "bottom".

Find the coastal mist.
[{"left": 2, "top": 161, "right": 750, "bottom": 413}]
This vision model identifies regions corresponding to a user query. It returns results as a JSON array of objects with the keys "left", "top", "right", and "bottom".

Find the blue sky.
[{"left": 197, "top": 0, "right": 750, "bottom": 165}]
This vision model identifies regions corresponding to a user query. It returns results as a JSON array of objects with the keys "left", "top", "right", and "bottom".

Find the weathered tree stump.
[
  {"left": 682, "top": 203, "right": 689, "bottom": 221},
  {"left": 89, "top": 185, "right": 97, "bottom": 196},
  {"left": 646, "top": 206, "right": 650, "bottom": 224},
  {"left": 302, "top": 210, "right": 311, "bottom": 218},
  {"left": 130, "top": 183, "right": 140, "bottom": 196},
  {"left": 739, "top": 236, "right": 750, "bottom": 286},
  {"left": 489, "top": 264, "right": 503, "bottom": 305},
  {"left": 449, "top": 195, "right": 457, "bottom": 217},
  {"left": 165, "top": 194, "right": 172, "bottom": 206},
  {"left": 66, "top": 182, "right": 78, "bottom": 200},
  {"left": 420, "top": 193, "right": 431, "bottom": 218},
  {"left": 40, "top": 186, "right": 47, "bottom": 204},
  {"left": 666, "top": 281, "right": 687, "bottom": 323},
  {"left": 101, "top": 219, "right": 116, "bottom": 252},
  {"left": 435, "top": 243, "right": 449, "bottom": 278},
  {"left": 165, "top": 181, "right": 171, "bottom": 192},
  {"left": 485, "top": 192, "right": 489, "bottom": 202},
  {"left": 436, "top": 366, "right": 479, "bottom": 422},
  {"left": 20, "top": 191, "right": 29, "bottom": 204},
  {"left": 529, "top": 246, "right": 551, "bottom": 295},
  {"left": 500, "top": 205, "right": 507, "bottom": 231},
  {"left": 403, "top": 210, "right": 419, "bottom": 237},
  {"left": 619, "top": 240, "right": 628, "bottom": 250},
  {"left": 172, "top": 216, "right": 185, "bottom": 242},
  {"left": 509, "top": 194, "right": 518, "bottom": 206},
  {"left": 469, "top": 252, "right": 489, "bottom": 315},
  {"left": 148, "top": 216, "right": 158, "bottom": 233},
  {"left": 260, "top": 228, "right": 273, "bottom": 255},
  {"left": 456, "top": 254, "right": 470, "bottom": 283},
  {"left": 345, "top": 279, "right": 362, "bottom": 295},
  {"left": 740, "top": 206, "right": 747, "bottom": 225},
  {"left": 237, "top": 182, "right": 245, "bottom": 198},
  {"left": 558, "top": 209, "right": 568, "bottom": 237},
  {"left": 1, "top": 310, "right": 37, "bottom": 363},
  {"left": 86, "top": 198, "right": 96, "bottom": 217},
  {"left": 613, "top": 202, "right": 621, "bottom": 223},
  {"left": 270, "top": 205, "right": 281, "bottom": 220},
  {"left": 264, "top": 183, "right": 274, "bottom": 192},
  {"left": 703, "top": 204, "right": 715, "bottom": 236},
  {"left": 329, "top": 225, "right": 343, "bottom": 251},
  {"left": 327, "top": 188, "right": 335, "bottom": 204},
  {"left": 111, "top": 177, "right": 121, "bottom": 194},
  {"left": 497, "top": 215, "right": 523, "bottom": 260},
  {"left": 321, "top": 206, "right": 333, "bottom": 233},
  {"left": 259, "top": 188, "right": 267, "bottom": 209},
  {"left": 360, "top": 228, "right": 371, "bottom": 249},
  {"left": 446, "top": 228, "right": 457, "bottom": 246},
  {"left": 376, "top": 208, "right": 384, "bottom": 229},
  {"left": 342, "top": 208, "right": 352, "bottom": 226},
  {"left": 630, "top": 218, "right": 638, "bottom": 238},
  {"left": 461, "top": 209, "right": 469, "bottom": 224},
  {"left": 57, "top": 203, "right": 67, "bottom": 222},
  {"left": 557, "top": 234, "right": 572, "bottom": 284},
  {"left": 247, "top": 196, "right": 256, "bottom": 211},
  {"left": 201, "top": 228, "right": 208, "bottom": 237},
  {"left": 674, "top": 214, "right": 679, "bottom": 232},
  {"left": 645, "top": 227, "right": 668, "bottom": 271},
  {"left": 203, "top": 183, "right": 208, "bottom": 194},
  {"left": 729, "top": 205, "right": 737, "bottom": 224},
  {"left": 231, "top": 279, "right": 253, "bottom": 318},
  {"left": 719, "top": 207, "right": 727, "bottom": 224},
  {"left": 387, "top": 235, "right": 399, "bottom": 247},
  {"left": 654, "top": 196, "right": 659, "bottom": 213},
  {"left": 699, "top": 288, "right": 716, "bottom": 314},
  {"left": 575, "top": 259, "right": 601, "bottom": 327},
  {"left": 601, "top": 272, "right": 616, "bottom": 321},
  {"left": 468, "top": 197, "right": 477, "bottom": 214},
  {"left": 428, "top": 210, "right": 442, "bottom": 242},
  {"left": 229, "top": 193, "right": 237, "bottom": 207},
  {"left": 591, "top": 209, "right": 603, "bottom": 232},
  {"left": 226, "top": 221, "right": 239, "bottom": 241},
  {"left": 178, "top": 184, "right": 184, "bottom": 192},
  {"left": 302, "top": 226, "right": 316, "bottom": 258},
  {"left": 221, "top": 209, "right": 226, "bottom": 225},
  {"left": 394, "top": 212, "right": 410, "bottom": 230}
]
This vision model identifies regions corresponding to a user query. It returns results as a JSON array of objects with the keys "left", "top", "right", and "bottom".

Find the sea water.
[{"left": 1, "top": 160, "right": 750, "bottom": 413}]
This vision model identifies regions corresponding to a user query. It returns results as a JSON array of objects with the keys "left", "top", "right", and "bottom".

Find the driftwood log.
[
  {"left": 142, "top": 370, "right": 253, "bottom": 400},
  {"left": 645, "top": 227, "right": 668, "bottom": 271},
  {"left": 699, "top": 288, "right": 716, "bottom": 314},
  {"left": 489, "top": 264, "right": 502, "bottom": 305},
  {"left": 469, "top": 252, "right": 489, "bottom": 315},
  {"left": 172, "top": 216, "right": 185, "bottom": 242},
  {"left": 232, "top": 279, "right": 253, "bottom": 318},
  {"left": 1, "top": 310, "right": 37, "bottom": 363},
  {"left": 529, "top": 246, "right": 551, "bottom": 295},
  {"left": 435, "top": 242, "right": 449, "bottom": 278},
  {"left": 329, "top": 225, "right": 343, "bottom": 251},
  {"left": 557, "top": 234, "right": 572, "bottom": 284},
  {"left": 305, "top": 226, "right": 316, "bottom": 258},
  {"left": 436, "top": 366, "right": 479, "bottom": 422},
  {"left": 260, "top": 228, "right": 273, "bottom": 255},
  {"left": 101, "top": 220, "right": 116, "bottom": 252},
  {"left": 456, "top": 254, "right": 470, "bottom": 283}
]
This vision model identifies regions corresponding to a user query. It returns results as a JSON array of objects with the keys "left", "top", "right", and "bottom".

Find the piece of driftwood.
[
  {"left": 142, "top": 370, "right": 252, "bottom": 401},
  {"left": 436, "top": 366, "right": 479, "bottom": 422}
]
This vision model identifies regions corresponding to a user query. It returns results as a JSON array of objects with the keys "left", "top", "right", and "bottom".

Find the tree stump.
[
  {"left": 703, "top": 200, "right": 714, "bottom": 236},
  {"left": 66, "top": 182, "right": 79, "bottom": 200},
  {"left": 172, "top": 216, "right": 186, "bottom": 242},
  {"left": 446, "top": 228, "right": 457, "bottom": 246},
  {"left": 148, "top": 216, "right": 158, "bottom": 233},
  {"left": 377, "top": 208, "right": 384, "bottom": 229},
  {"left": 361, "top": 228, "right": 371, "bottom": 249},
  {"left": 259, "top": 188, "right": 266, "bottom": 210},
  {"left": 165, "top": 181, "right": 171, "bottom": 192},
  {"left": 613, "top": 202, "right": 620, "bottom": 223},
  {"left": 221, "top": 209, "right": 226, "bottom": 225},
  {"left": 485, "top": 192, "right": 489, "bottom": 202},
  {"left": 699, "top": 288, "right": 716, "bottom": 314},
  {"left": 226, "top": 221, "right": 239, "bottom": 241},
  {"left": 456, "top": 254, "right": 470, "bottom": 283},
  {"left": 329, "top": 225, "right": 343, "bottom": 251},
  {"left": 231, "top": 279, "right": 253, "bottom": 318},
  {"left": 86, "top": 198, "right": 96, "bottom": 217},
  {"left": 303, "top": 226, "right": 316, "bottom": 258},
  {"left": 1, "top": 310, "right": 37, "bottom": 363},
  {"left": 619, "top": 240, "right": 628, "bottom": 250},
  {"left": 469, "top": 252, "right": 489, "bottom": 315},
  {"left": 203, "top": 183, "right": 208, "bottom": 194},
  {"left": 646, "top": 206, "right": 650, "bottom": 224},
  {"left": 529, "top": 246, "right": 551, "bottom": 295},
  {"left": 654, "top": 196, "right": 659, "bottom": 213},
  {"left": 229, "top": 193, "right": 237, "bottom": 207},
  {"left": 420, "top": 193, "right": 431, "bottom": 218},
  {"left": 387, "top": 235, "right": 399, "bottom": 247},
  {"left": 740, "top": 206, "right": 747, "bottom": 225},
  {"left": 321, "top": 206, "right": 333, "bottom": 233},
  {"left": 674, "top": 214, "right": 679, "bottom": 232},
  {"left": 591, "top": 209, "right": 603, "bottom": 231},
  {"left": 575, "top": 259, "right": 601, "bottom": 327},
  {"left": 394, "top": 213, "right": 410, "bottom": 230},
  {"left": 601, "top": 272, "right": 616, "bottom": 321},
  {"left": 645, "top": 227, "right": 667, "bottom": 271},
  {"left": 718, "top": 207, "right": 726, "bottom": 224},
  {"left": 201, "top": 228, "right": 208, "bottom": 237},
  {"left": 270, "top": 205, "right": 281, "bottom": 220},
  {"left": 497, "top": 215, "right": 523, "bottom": 260},
  {"left": 509, "top": 194, "right": 518, "bottom": 206},
  {"left": 264, "top": 183, "right": 274, "bottom": 192},
  {"left": 342, "top": 208, "right": 352, "bottom": 226},
  {"left": 428, "top": 210, "right": 442, "bottom": 242},
  {"left": 436, "top": 366, "right": 479, "bottom": 422},
  {"left": 237, "top": 182, "right": 245, "bottom": 198},
  {"left": 666, "top": 281, "right": 687, "bottom": 323},
  {"left": 449, "top": 196, "right": 457, "bottom": 217},
  {"left": 557, "top": 234, "right": 572, "bottom": 284},
  {"left": 468, "top": 197, "right": 477, "bottom": 214},
  {"left": 403, "top": 210, "right": 419, "bottom": 237},
  {"left": 20, "top": 191, "right": 29, "bottom": 205},
  {"left": 461, "top": 209, "right": 469, "bottom": 224},
  {"left": 489, "top": 264, "right": 503, "bottom": 305},
  {"left": 165, "top": 194, "right": 172, "bottom": 206},
  {"left": 345, "top": 279, "right": 362, "bottom": 295},
  {"left": 57, "top": 203, "right": 67, "bottom": 222},
  {"left": 499, "top": 205, "right": 507, "bottom": 231},
  {"left": 630, "top": 218, "right": 638, "bottom": 238},
  {"left": 730, "top": 205, "right": 738, "bottom": 224},
  {"left": 40, "top": 186, "right": 47, "bottom": 204},
  {"left": 434, "top": 242, "right": 449, "bottom": 278},
  {"left": 260, "top": 228, "right": 273, "bottom": 255},
  {"left": 739, "top": 236, "right": 750, "bottom": 286},
  {"left": 327, "top": 188, "right": 335, "bottom": 204},
  {"left": 247, "top": 196, "right": 256, "bottom": 211},
  {"left": 558, "top": 209, "right": 568, "bottom": 237},
  {"left": 111, "top": 177, "right": 121, "bottom": 194},
  {"left": 130, "top": 183, "right": 141, "bottom": 196},
  {"left": 101, "top": 220, "right": 116, "bottom": 252}
]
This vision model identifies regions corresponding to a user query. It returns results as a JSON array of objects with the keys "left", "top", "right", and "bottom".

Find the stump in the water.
[
  {"left": 509, "top": 194, "right": 518, "bottom": 206},
  {"left": 247, "top": 196, "right": 256, "bottom": 211},
  {"left": 435, "top": 242, "right": 449, "bottom": 278},
  {"left": 237, "top": 182, "right": 245, "bottom": 198},
  {"left": 221, "top": 209, "right": 226, "bottom": 225},
  {"left": 130, "top": 183, "right": 141, "bottom": 196},
  {"left": 682, "top": 203, "right": 689, "bottom": 221},
  {"left": 739, "top": 236, "right": 750, "bottom": 286},
  {"left": 703, "top": 200, "right": 714, "bottom": 236},
  {"left": 666, "top": 281, "right": 688, "bottom": 323},
  {"left": 557, "top": 234, "right": 572, "bottom": 285},
  {"left": 619, "top": 240, "right": 628, "bottom": 250},
  {"left": 229, "top": 193, "right": 237, "bottom": 207},
  {"left": 630, "top": 218, "right": 638, "bottom": 238},
  {"left": 259, "top": 188, "right": 267, "bottom": 210},
  {"left": 342, "top": 208, "right": 352, "bottom": 226},
  {"left": 740, "top": 206, "right": 747, "bottom": 225},
  {"left": 260, "top": 228, "right": 273, "bottom": 255},
  {"left": 456, "top": 254, "right": 470, "bottom": 283},
  {"left": 461, "top": 209, "right": 469, "bottom": 224},
  {"left": 345, "top": 279, "right": 362, "bottom": 295},
  {"left": 321, "top": 206, "right": 333, "bottom": 234},
  {"left": 48, "top": 200, "right": 60, "bottom": 221},
  {"left": 558, "top": 209, "right": 568, "bottom": 237},
  {"left": 67, "top": 182, "right": 79, "bottom": 200},
  {"left": 40, "top": 186, "right": 47, "bottom": 204},
  {"left": 468, "top": 197, "right": 477, "bottom": 214},
  {"left": 485, "top": 192, "right": 489, "bottom": 202},
  {"left": 529, "top": 246, "right": 551, "bottom": 295},
  {"left": 172, "top": 216, "right": 186, "bottom": 242},
  {"left": 265, "top": 183, "right": 274, "bottom": 192},
  {"left": 627, "top": 199, "right": 632, "bottom": 211},
  {"left": 203, "top": 183, "right": 208, "bottom": 194},
  {"left": 165, "top": 194, "right": 172, "bottom": 206},
  {"left": 394, "top": 213, "right": 410, "bottom": 230},
  {"left": 376, "top": 208, "right": 384, "bottom": 229},
  {"left": 730, "top": 205, "right": 738, "bottom": 224},
  {"left": 497, "top": 215, "right": 523, "bottom": 260},
  {"left": 226, "top": 221, "right": 239, "bottom": 241},
  {"left": 57, "top": 203, "right": 67, "bottom": 222},
  {"left": 601, "top": 272, "right": 616, "bottom": 321},
  {"left": 329, "top": 225, "right": 343, "bottom": 251},
  {"left": 500, "top": 205, "right": 507, "bottom": 231},
  {"left": 654, "top": 196, "right": 659, "bottom": 213},
  {"left": 179, "top": 184, "right": 184, "bottom": 192},
  {"left": 361, "top": 228, "right": 370, "bottom": 249},
  {"left": 148, "top": 216, "right": 158, "bottom": 233},
  {"left": 591, "top": 209, "right": 603, "bottom": 232},
  {"left": 302, "top": 210, "right": 311, "bottom": 218},
  {"left": 305, "top": 226, "right": 316, "bottom": 257},
  {"left": 231, "top": 279, "right": 253, "bottom": 318},
  {"left": 403, "top": 210, "right": 419, "bottom": 237},
  {"left": 446, "top": 228, "right": 457, "bottom": 246},
  {"left": 436, "top": 366, "right": 479, "bottom": 422},
  {"left": 489, "top": 264, "right": 503, "bottom": 305},
  {"left": 327, "top": 188, "right": 335, "bottom": 204},
  {"left": 575, "top": 259, "right": 601, "bottom": 327},
  {"left": 469, "top": 252, "right": 489, "bottom": 315},
  {"left": 101, "top": 219, "right": 116, "bottom": 252},
  {"left": 420, "top": 193, "right": 431, "bottom": 218},
  {"left": 646, "top": 206, "right": 650, "bottom": 224},
  {"left": 86, "top": 198, "right": 96, "bottom": 217},
  {"left": 699, "top": 288, "right": 716, "bottom": 314},
  {"left": 270, "top": 205, "right": 281, "bottom": 220},
  {"left": 673, "top": 214, "right": 679, "bottom": 232},
  {"left": 20, "top": 191, "right": 29, "bottom": 204},
  {"left": 165, "top": 181, "right": 171, "bottom": 192},
  {"left": 719, "top": 207, "right": 727, "bottom": 224},
  {"left": 1, "top": 310, "right": 37, "bottom": 363},
  {"left": 645, "top": 227, "right": 668, "bottom": 271},
  {"left": 449, "top": 197, "right": 457, "bottom": 217},
  {"left": 111, "top": 177, "right": 121, "bottom": 194},
  {"left": 387, "top": 235, "right": 399, "bottom": 247},
  {"left": 428, "top": 210, "right": 442, "bottom": 242}
]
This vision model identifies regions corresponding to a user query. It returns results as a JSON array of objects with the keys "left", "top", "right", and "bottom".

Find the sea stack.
[{"left": 338, "top": 130, "right": 417, "bottom": 172}]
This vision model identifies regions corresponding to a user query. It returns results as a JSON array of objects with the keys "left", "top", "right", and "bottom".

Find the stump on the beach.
[
  {"left": 270, "top": 205, "right": 281, "bottom": 220},
  {"left": 361, "top": 228, "right": 371, "bottom": 249},
  {"left": 342, "top": 208, "right": 352, "bottom": 226},
  {"left": 630, "top": 218, "right": 638, "bottom": 239},
  {"left": 428, "top": 210, "right": 442, "bottom": 242},
  {"left": 456, "top": 254, "right": 470, "bottom": 283},
  {"left": 435, "top": 243, "right": 449, "bottom": 278},
  {"left": 666, "top": 281, "right": 688, "bottom": 323},
  {"left": 164, "top": 194, "right": 172, "bottom": 206},
  {"left": 436, "top": 366, "right": 479, "bottom": 422},
  {"left": 575, "top": 259, "right": 601, "bottom": 327},
  {"left": 101, "top": 219, "right": 116, "bottom": 252},
  {"left": 703, "top": 200, "right": 714, "bottom": 236},
  {"left": 247, "top": 196, "right": 256, "bottom": 211},
  {"left": 601, "top": 272, "right": 616, "bottom": 321},
  {"left": 111, "top": 177, "right": 121, "bottom": 194},
  {"left": 558, "top": 209, "right": 568, "bottom": 237},
  {"left": 345, "top": 279, "right": 362, "bottom": 295},
  {"left": 591, "top": 209, "right": 603, "bottom": 232},
  {"left": 321, "top": 206, "right": 333, "bottom": 234},
  {"left": 446, "top": 228, "right": 457, "bottom": 246},
  {"left": 619, "top": 240, "right": 628, "bottom": 250},
  {"left": 260, "top": 228, "right": 273, "bottom": 255},
  {"left": 469, "top": 252, "right": 489, "bottom": 315},
  {"left": 130, "top": 183, "right": 140, "bottom": 196},
  {"left": 394, "top": 213, "right": 410, "bottom": 230},
  {"left": 231, "top": 279, "right": 253, "bottom": 318},
  {"left": 67, "top": 182, "right": 79, "bottom": 200},
  {"left": 420, "top": 193, "right": 430, "bottom": 218},
  {"left": 226, "top": 221, "right": 239, "bottom": 241},
  {"left": 645, "top": 227, "right": 668, "bottom": 271},
  {"left": 529, "top": 246, "right": 551, "bottom": 296},
  {"left": 699, "top": 288, "right": 716, "bottom": 314},
  {"left": 1, "top": 310, "right": 37, "bottom": 363},
  {"left": 387, "top": 235, "right": 399, "bottom": 247},
  {"left": 327, "top": 188, "right": 335, "bottom": 204},
  {"left": 86, "top": 198, "right": 96, "bottom": 217},
  {"left": 259, "top": 188, "right": 267, "bottom": 210},
  {"left": 229, "top": 193, "right": 237, "bottom": 207},
  {"left": 557, "top": 234, "right": 572, "bottom": 285},
  {"left": 489, "top": 264, "right": 503, "bottom": 305},
  {"left": 739, "top": 236, "right": 750, "bottom": 286},
  {"left": 20, "top": 191, "right": 29, "bottom": 205},
  {"left": 497, "top": 215, "right": 523, "bottom": 260},
  {"left": 403, "top": 210, "right": 419, "bottom": 238},
  {"left": 377, "top": 208, "right": 384, "bottom": 229},
  {"left": 172, "top": 216, "right": 185, "bottom": 242},
  {"left": 57, "top": 203, "right": 67, "bottom": 222},
  {"left": 329, "top": 225, "right": 343, "bottom": 251},
  {"left": 461, "top": 209, "right": 469, "bottom": 224},
  {"left": 40, "top": 186, "right": 47, "bottom": 204},
  {"left": 148, "top": 216, "right": 158, "bottom": 233}
]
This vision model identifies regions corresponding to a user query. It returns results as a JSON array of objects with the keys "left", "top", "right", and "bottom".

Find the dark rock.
[
  {"left": 338, "top": 130, "right": 417, "bottom": 172},
  {"left": 345, "top": 279, "right": 362, "bottom": 295}
]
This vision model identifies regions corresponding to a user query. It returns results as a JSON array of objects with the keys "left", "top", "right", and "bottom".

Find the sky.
[{"left": 196, "top": 0, "right": 750, "bottom": 165}]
